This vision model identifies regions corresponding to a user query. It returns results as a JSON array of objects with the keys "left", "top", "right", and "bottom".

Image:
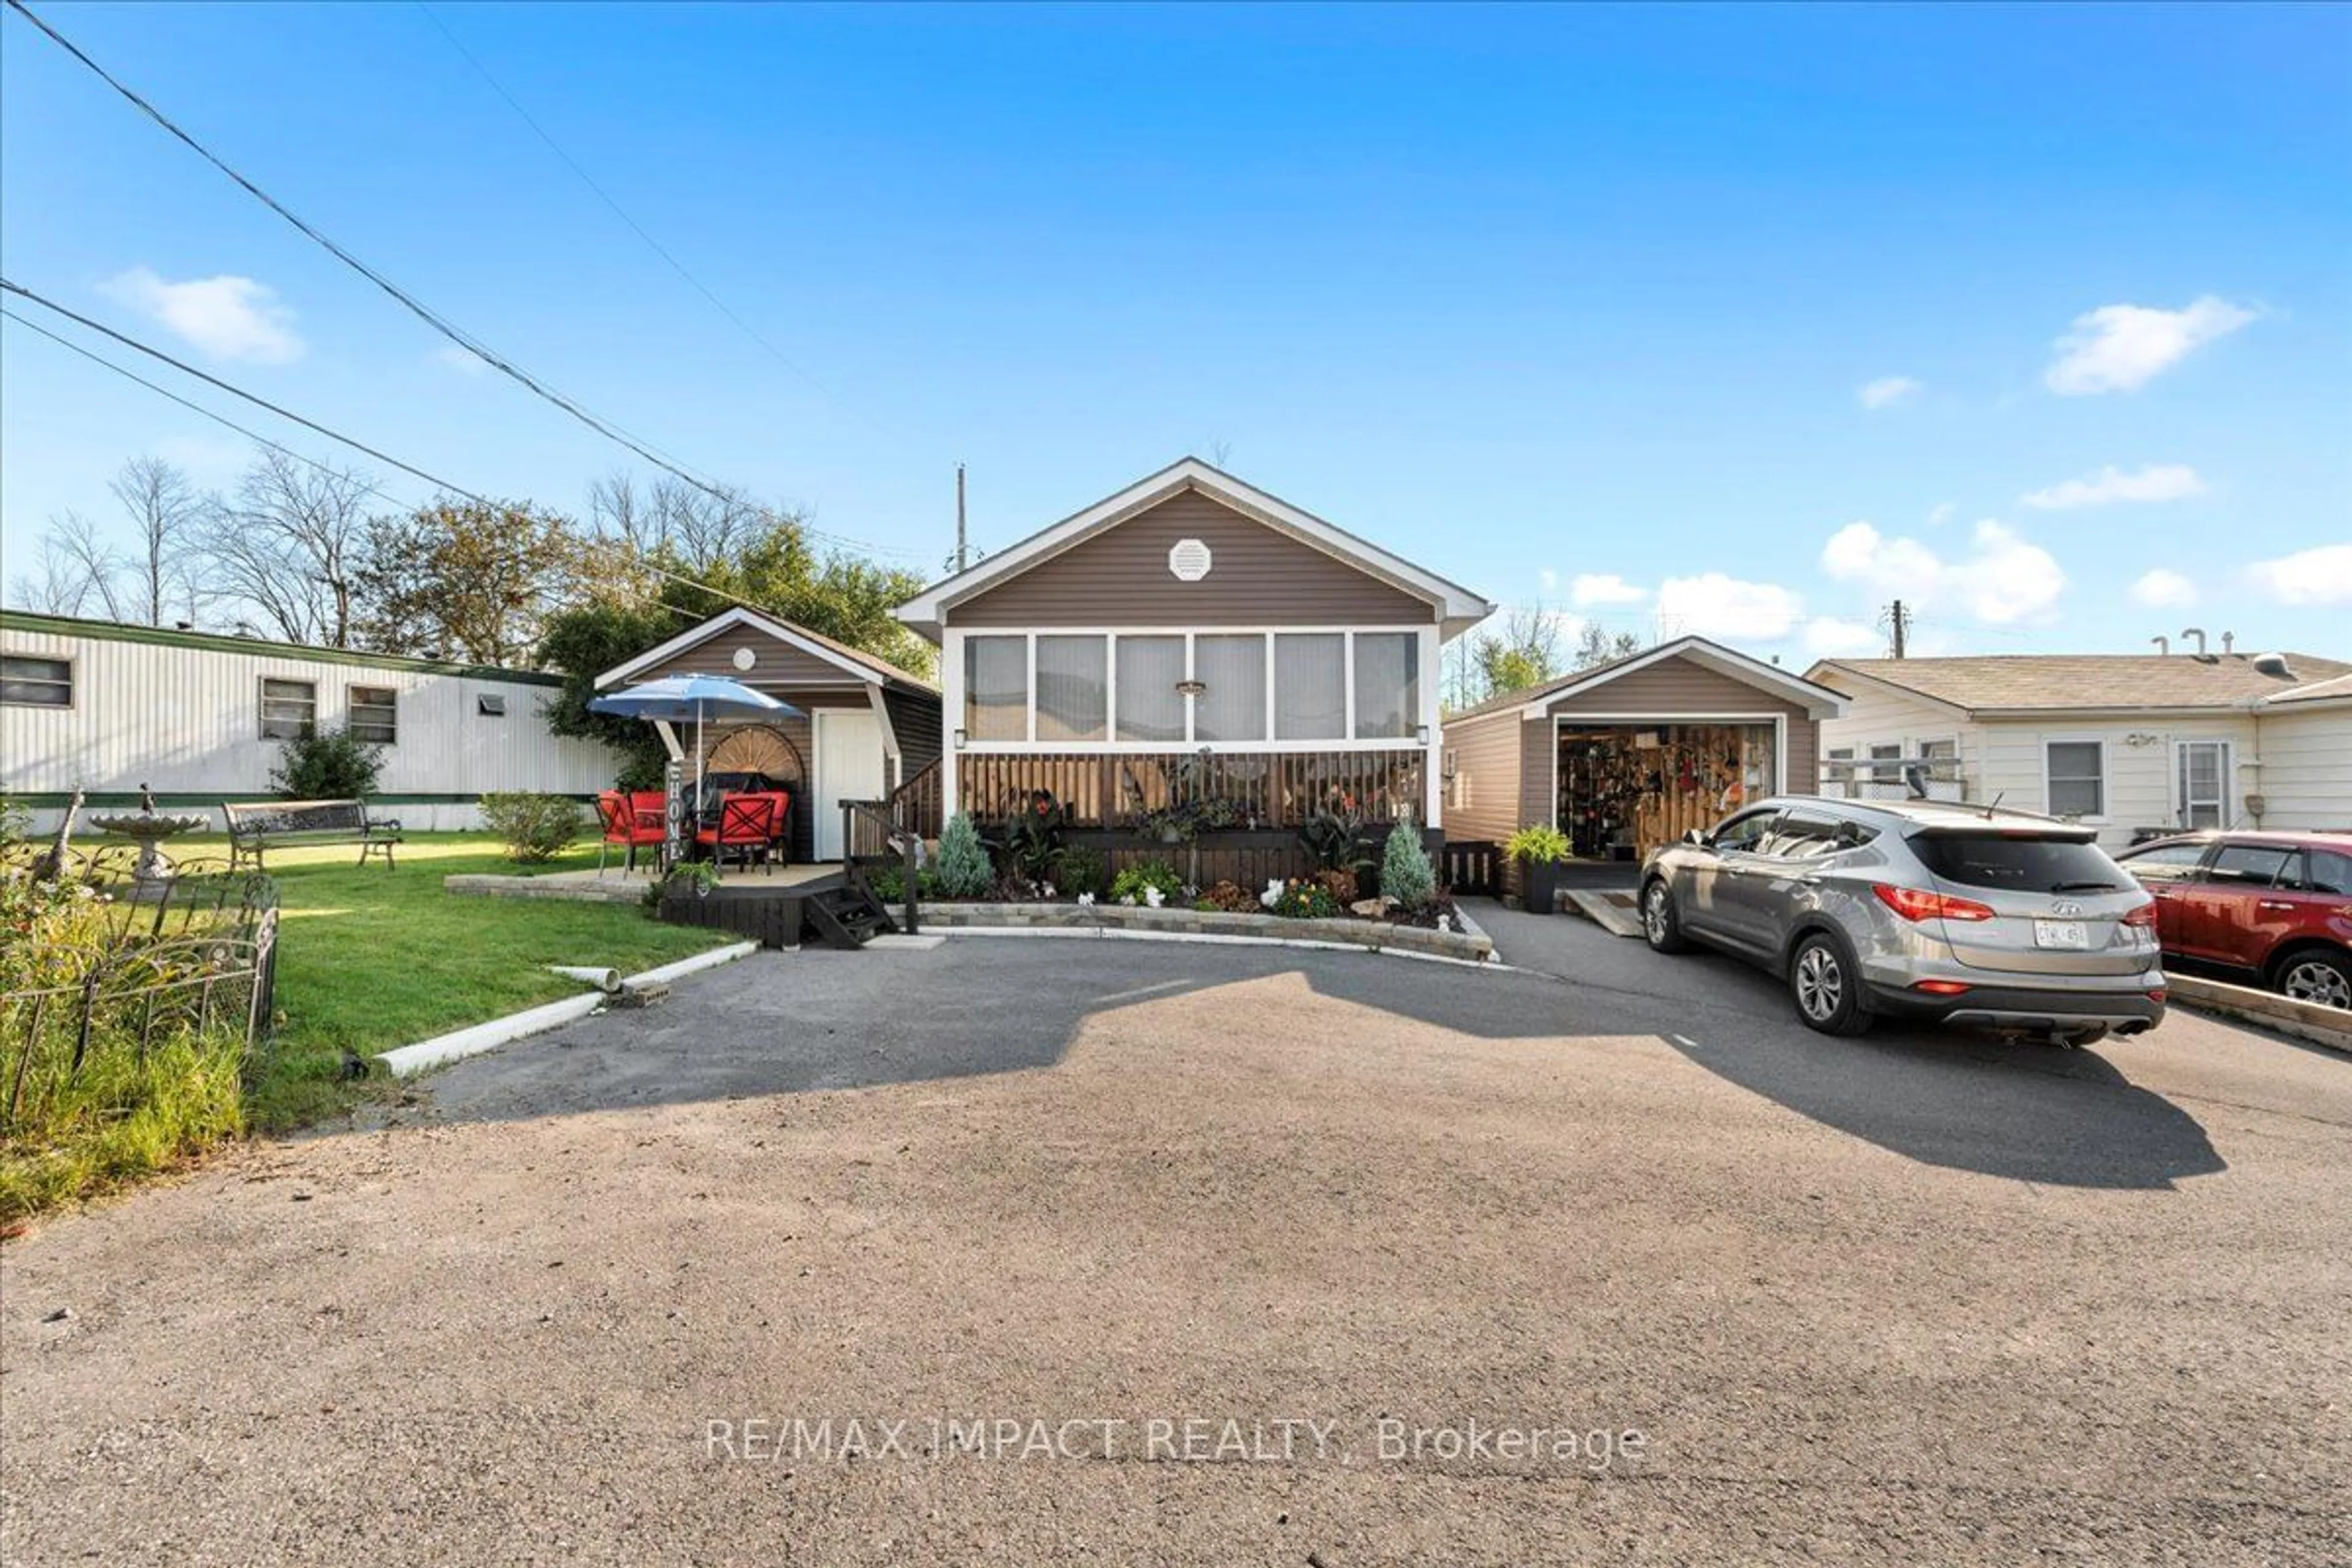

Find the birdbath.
[{"left": 85, "top": 786, "right": 211, "bottom": 899}]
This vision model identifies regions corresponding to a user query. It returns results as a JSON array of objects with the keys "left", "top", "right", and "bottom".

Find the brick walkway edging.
[{"left": 918, "top": 902, "right": 1496, "bottom": 963}]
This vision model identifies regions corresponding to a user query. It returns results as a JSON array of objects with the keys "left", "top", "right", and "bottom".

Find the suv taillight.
[
  {"left": 1872, "top": 883, "right": 1996, "bottom": 923},
  {"left": 2122, "top": 903, "right": 2159, "bottom": 929}
]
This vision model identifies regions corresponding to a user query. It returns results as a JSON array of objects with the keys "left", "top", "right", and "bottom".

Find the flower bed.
[{"left": 916, "top": 900, "right": 1494, "bottom": 963}]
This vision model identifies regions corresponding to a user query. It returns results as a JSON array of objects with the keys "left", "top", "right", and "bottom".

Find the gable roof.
[
  {"left": 1806, "top": 652, "right": 2352, "bottom": 717},
  {"left": 1448, "top": 635, "right": 1848, "bottom": 723},
  {"left": 893, "top": 458, "right": 1494, "bottom": 640},
  {"left": 2268, "top": 671, "right": 2352, "bottom": 707},
  {"left": 594, "top": 605, "right": 935, "bottom": 692}
]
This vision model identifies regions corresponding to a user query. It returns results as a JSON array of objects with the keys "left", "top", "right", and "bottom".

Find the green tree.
[
  {"left": 355, "top": 499, "right": 580, "bottom": 665},
  {"left": 537, "top": 600, "right": 679, "bottom": 791},
  {"left": 1572, "top": 622, "right": 1642, "bottom": 671}
]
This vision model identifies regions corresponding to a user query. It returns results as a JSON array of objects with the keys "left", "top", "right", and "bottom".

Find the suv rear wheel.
[
  {"left": 1642, "top": 878, "right": 1692, "bottom": 954},
  {"left": 2275, "top": 948, "right": 2352, "bottom": 1011},
  {"left": 1789, "top": 932, "right": 1873, "bottom": 1037}
]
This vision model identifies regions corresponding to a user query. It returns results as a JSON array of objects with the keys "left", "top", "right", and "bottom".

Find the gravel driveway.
[{"left": 4, "top": 919, "right": 2347, "bottom": 1564}]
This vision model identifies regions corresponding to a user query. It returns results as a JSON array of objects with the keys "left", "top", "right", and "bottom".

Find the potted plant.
[{"left": 1505, "top": 824, "right": 1573, "bottom": 915}]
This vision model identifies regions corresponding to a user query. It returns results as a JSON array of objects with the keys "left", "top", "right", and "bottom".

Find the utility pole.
[
  {"left": 954, "top": 463, "right": 968, "bottom": 573},
  {"left": 1885, "top": 598, "right": 1910, "bottom": 659}
]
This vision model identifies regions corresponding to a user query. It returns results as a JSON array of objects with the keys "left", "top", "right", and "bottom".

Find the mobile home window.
[
  {"left": 2045, "top": 741, "right": 2104, "bottom": 818},
  {"left": 963, "top": 636, "right": 1028, "bottom": 742},
  {"left": 1273, "top": 634, "right": 1346, "bottom": 741},
  {"left": 349, "top": 684, "right": 399, "bottom": 745},
  {"left": 0, "top": 655, "right": 71, "bottom": 707},
  {"left": 1352, "top": 631, "right": 1419, "bottom": 739},
  {"left": 1193, "top": 634, "right": 1266, "bottom": 742},
  {"left": 1114, "top": 636, "right": 1186, "bottom": 743},
  {"left": 1034, "top": 635, "right": 1107, "bottom": 743},
  {"left": 260, "top": 677, "right": 318, "bottom": 741},
  {"left": 477, "top": 694, "right": 507, "bottom": 717}
]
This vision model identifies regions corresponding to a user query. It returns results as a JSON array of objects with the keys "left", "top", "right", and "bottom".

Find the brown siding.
[
  {"left": 1520, "top": 655, "right": 1823, "bottom": 826},
  {"left": 635, "top": 625, "right": 875, "bottom": 690},
  {"left": 880, "top": 686, "right": 943, "bottom": 785},
  {"left": 1439, "top": 709, "right": 1529, "bottom": 843},
  {"left": 948, "top": 486, "right": 1433, "bottom": 628}
]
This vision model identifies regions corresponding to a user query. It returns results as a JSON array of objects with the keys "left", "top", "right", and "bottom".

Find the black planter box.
[{"left": 1522, "top": 859, "right": 1564, "bottom": 915}]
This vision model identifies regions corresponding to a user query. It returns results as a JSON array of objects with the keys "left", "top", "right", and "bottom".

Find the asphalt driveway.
[{"left": 2, "top": 920, "right": 2346, "bottom": 1564}]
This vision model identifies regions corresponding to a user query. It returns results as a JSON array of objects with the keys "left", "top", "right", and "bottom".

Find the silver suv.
[{"left": 1639, "top": 796, "right": 2166, "bottom": 1042}]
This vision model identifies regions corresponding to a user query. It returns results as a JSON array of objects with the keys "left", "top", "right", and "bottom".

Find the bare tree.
[
  {"left": 587, "top": 471, "right": 769, "bottom": 579},
  {"left": 9, "top": 523, "right": 113, "bottom": 616},
  {"left": 107, "top": 456, "right": 207, "bottom": 625},
  {"left": 205, "top": 450, "right": 376, "bottom": 646}
]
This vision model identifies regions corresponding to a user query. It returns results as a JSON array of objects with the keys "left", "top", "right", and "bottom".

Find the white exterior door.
[{"left": 813, "top": 707, "right": 887, "bottom": 860}]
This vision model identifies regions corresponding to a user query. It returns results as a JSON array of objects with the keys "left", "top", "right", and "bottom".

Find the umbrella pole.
[{"left": 696, "top": 701, "right": 707, "bottom": 877}]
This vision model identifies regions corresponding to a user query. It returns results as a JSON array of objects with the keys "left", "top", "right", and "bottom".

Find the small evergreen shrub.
[
  {"left": 1379, "top": 810, "right": 1438, "bottom": 908},
  {"left": 935, "top": 812, "right": 992, "bottom": 897},
  {"left": 1054, "top": 844, "right": 1107, "bottom": 899},
  {"left": 479, "top": 792, "right": 587, "bottom": 864},
  {"left": 269, "top": 725, "right": 385, "bottom": 800}
]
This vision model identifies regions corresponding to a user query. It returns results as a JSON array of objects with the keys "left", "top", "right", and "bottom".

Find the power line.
[{"left": 5, "top": 0, "right": 919, "bottom": 562}]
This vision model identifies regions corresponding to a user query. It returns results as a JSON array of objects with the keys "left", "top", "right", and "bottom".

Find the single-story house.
[
  {"left": 0, "top": 609, "right": 618, "bottom": 832},
  {"left": 1442, "top": 635, "right": 1849, "bottom": 867},
  {"left": 592, "top": 606, "right": 941, "bottom": 862},
  {"left": 1806, "top": 648, "right": 2352, "bottom": 848},
  {"left": 891, "top": 456, "right": 1494, "bottom": 884}
]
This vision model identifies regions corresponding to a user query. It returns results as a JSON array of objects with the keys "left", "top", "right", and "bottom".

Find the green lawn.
[{"left": 229, "top": 833, "right": 733, "bottom": 1129}]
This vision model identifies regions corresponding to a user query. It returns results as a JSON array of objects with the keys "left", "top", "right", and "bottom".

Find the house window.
[
  {"left": 477, "top": 694, "right": 507, "bottom": 717},
  {"left": 964, "top": 636, "right": 1028, "bottom": 742},
  {"left": 1035, "top": 635, "right": 1107, "bottom": 743},
  {"left": 1193, "top": 634, "right": 1266, "bottom": 742},
  {"left": 349, "top": 684, "right": 399, "bottom": 745},
  {"left": 2046, "top": 741, "right": 2104, "bottom": 818},
  {"left": 1352, "top": 632, "right": 1419, "bottom": 739},
  {"left": 1115, "top": 636, "right": 1186, "bottom": 742},
  {"left": 1825, "top": 746, "right": 1854, "bottom": 798},
  {"left": 1275, "top": 633, "right": 1346, "bottom": 741},
  {"left": 2176, "top": 741, "right": 2230, "bottom": 830},
  {"left": 260, "top": 677, "right": 318, "bottom": 741},
  {"left": 0, "top": 654, "right": 71, "bottom": 707}
]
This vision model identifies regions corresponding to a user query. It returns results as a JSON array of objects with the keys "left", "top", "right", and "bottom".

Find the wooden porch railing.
[
  {"left": 955, "top": 749, "right": 1425, "bottom": 829},
  {"left": 841, "top": 797, "right": 919, "bottom": 934},
  {"left": 887, "top": 760, "right": 943, "bottom": 840}
]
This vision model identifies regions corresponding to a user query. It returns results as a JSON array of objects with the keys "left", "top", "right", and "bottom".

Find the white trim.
[
  {"left": 2039, "top": 734, "right": 2111, "bottom": 824},
  {"left": 1547, "top": 713, "right": 1791, "bottom": 833},
  {"left": 2170, "top": 735, "right": 2235, "bottom": 831},
  {"left": 865, "top": 683, "right": 902, "bottom": 773},
  {"left": 1521, "top": 636, "right": 1847, "bottom": 720},
  {"left": 1803, "top": 660, "right": 1975, "bottom": 718},
  {"left": 594, "top": 605, "right": 917, "bottom": 692},
  {"left": 894, "top": 459, "right": 1495, "bottom": 637}
]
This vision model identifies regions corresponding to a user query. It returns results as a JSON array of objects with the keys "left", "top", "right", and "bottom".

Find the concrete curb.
[
  {"left": 2167, "top": 972, "right": 2352, "bottom": 1055},
  {"left": 376, "top": 940, "right": 759, "bottom": 1078}
]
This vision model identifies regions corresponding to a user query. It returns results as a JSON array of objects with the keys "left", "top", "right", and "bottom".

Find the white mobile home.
[
  {"left": 1807, "top": 649, "right": 2352, "bottom": 850},
  {"left": 1, "top": 611, "right": 619, "bottom": 831}
]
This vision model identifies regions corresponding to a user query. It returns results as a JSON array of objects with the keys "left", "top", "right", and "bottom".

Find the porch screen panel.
[
  {"left": 1274, "top": 634, "right": 1345, "bottom": 741},
  {"left": 1194, "top": 635, "right": 1266, "bottom": 742},
  {"left": 964, "top": 636, "right": 1028, "bottom": 742},
  {"left": 1353, "top": 632, "right": 1419, "bottom": 739},
  {"left": 1115, "top": 636, "right": 1186, "bottom": 742},
  {"left": 1035, "top": 635, "right": 1107, "bottom": 742}
]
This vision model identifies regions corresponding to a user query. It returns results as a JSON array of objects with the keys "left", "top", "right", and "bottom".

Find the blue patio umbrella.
[{"left": 587, "top": 674, "right": 805, "bottom": 827}]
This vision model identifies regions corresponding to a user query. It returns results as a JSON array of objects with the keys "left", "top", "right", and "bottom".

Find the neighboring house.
[
  {"left": 592, "top": 605, "right": 941, "bottom": 862},
  {"left": 892, "top": 458, "right": 1493, "bottom": 879},
  {"left": 1444, "top": 635, "right": 1847, "bottom": 865},
  {"left": 1806, "top": 650, "right": 2352, "bottom": 848},
  {"left": 0, "top": 609, "right": 616, "bottom": 831}
]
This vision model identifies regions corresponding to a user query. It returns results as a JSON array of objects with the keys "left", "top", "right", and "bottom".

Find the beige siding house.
[
  {"left": 1806, "top": 651, "right": 2352, "bottom": 850},
  {"left": 1442, "top": 636, "right": 1847, "bottom": 862},
  {"left": 894, "top": 458, "right": 1493, "bottom": 870}
]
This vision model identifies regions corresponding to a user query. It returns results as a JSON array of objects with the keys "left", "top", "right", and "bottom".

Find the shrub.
[
  {"left": 1197, "top": 879, "right": 1258, "bottom": 913},
  {"left": 993, "top": 790, "right": 1068, "bottom": 887},
  {"left": 865, "top": 861, "right": 940, "bottom": 903},
  {"left": 935, "top": 812, "right": 992, "bottom": 898},
  {"left": 1379, "top": 811, "right": 1437, "bottom": 908},
  {"left": 1055, "top": 844, "right": 1107, "bottom": 899},
  {"left": 1314, "top": 868, "right": 1360, "bottom": 907},
  {"left": 479, "top": 793, "right": 587, "bottom": 864},
  {"left": 1269, "top": 878, "right": 1341, "bottom": 919},
  {"left": 1298, "top": 791, "right": 1375, "bottom": 875},
  {"left": 1506, "top": 824, "right": 1572, "bottom": 865},
  {"left": 268, "top": 725, "right": 385, "bottom": 800},
  {"left": 1109, "top": 860, "right": 1184, "bottom": 906}
]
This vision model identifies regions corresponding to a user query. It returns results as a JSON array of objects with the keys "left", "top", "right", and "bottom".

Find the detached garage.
[{"left": 1443, "top": 635, "right": 1846, "bottom": 873}]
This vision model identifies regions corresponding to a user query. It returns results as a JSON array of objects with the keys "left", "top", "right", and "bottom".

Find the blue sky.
[{"left": 4, "top": 2, "right": 2347, "bottom": 662}]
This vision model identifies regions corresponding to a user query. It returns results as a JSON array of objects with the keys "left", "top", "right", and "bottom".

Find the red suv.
[{"left": 2115, "top": 831, "right": 2352, "bottom": 1011}]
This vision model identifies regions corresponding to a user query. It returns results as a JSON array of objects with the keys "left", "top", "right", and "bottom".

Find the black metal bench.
[{"left": 223, "top": 798, "right": 403, "bottom": 871}]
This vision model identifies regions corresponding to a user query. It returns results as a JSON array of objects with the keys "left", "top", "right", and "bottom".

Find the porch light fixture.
[
  {"left": 953, "top": 728, "right": 968, "bottom": 751},
  {"left": 1175, "top": 679, "right": 1207, "bottom": 696},
  {"left": 1417, "top": 723, "right": 1431, "bottom": 746}
]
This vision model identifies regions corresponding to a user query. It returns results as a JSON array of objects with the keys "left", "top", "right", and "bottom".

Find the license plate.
[{"left": 2034, "top": 919, "right": 2089, "bottom": 949}]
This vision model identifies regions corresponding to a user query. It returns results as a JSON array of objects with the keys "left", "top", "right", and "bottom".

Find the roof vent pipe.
[
  {"left": 2149, "top": 635, "right": 2170, "bottom": 656},
  {"left": 2179, "top": 627, "right": 2208, "bottom": 657},
  {"left": 2222, "top": 630, "right": 2235, "bottom": 655},
  {"left": 2253, "top": 652, "right": 2295, "bottom": 679}
]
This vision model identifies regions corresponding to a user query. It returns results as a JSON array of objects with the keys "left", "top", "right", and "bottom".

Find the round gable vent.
[
  {"left": 1167, "top": 538, "right": 1213, "bottom": 582},
  {"left": 732, "top": 647, "right": 758, "bottom": 671}
]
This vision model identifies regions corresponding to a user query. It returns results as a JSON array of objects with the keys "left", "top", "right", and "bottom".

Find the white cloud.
[
  {"left": 2043, "top": 296, "right": 2255, "bottom": 395},
  {"left": 1570, "top": 572, "right": 1647, "bottom": 608},
  {"left": 1821, "top": 517, "right": 2067, "bottom": 625},
  {"left": 1536, "top": 568, "right": 1559, "bottom": 594},
  {"left": 2129, "top": 568, "right": 2198, "bottom": 609},
  {"left": 1858, "top": 375, "right": 1921, "bottom": 410},
  {"left": 1803, "top": 617, "right": 1882, "bottom": 657},
  {"left": 1926, "top": 502, "right": 1956, "bottom": 527},
  {"left": 2021, "top": 463, "right": 2207, "bottom": 511},
  {"left": 98, "top": 266, "right": 304, "bottom": 364},
  {"left": 2243, "top": 543, "right": 2352, "bottom": 606},
  {"left": 433, "top": 344, "right": 489, "bottom": 377},
  {"left": 1653, "top": 573, "right": 1804, "bottom": 641}
]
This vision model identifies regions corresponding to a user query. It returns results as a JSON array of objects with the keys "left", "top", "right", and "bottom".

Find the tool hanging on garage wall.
[{"left": 1558, "top": 724, "right": 1774, "bottom": 859}]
